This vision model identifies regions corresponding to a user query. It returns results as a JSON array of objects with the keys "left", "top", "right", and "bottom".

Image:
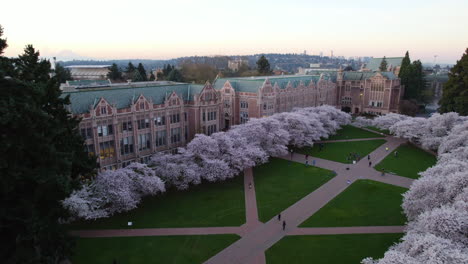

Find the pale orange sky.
[{"left": 2, "top": 0, "right": 467, "bottom": 64}]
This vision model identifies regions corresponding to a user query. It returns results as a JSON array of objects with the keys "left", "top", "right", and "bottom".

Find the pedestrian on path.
[
  {"left": 290, "top": 149, "right": 294, "bottom": 159},
  {"left": 346, "top": 180, "right": 351, "bottom": 185},
  {"left": 249, "top": 182, "right": 252, "bottom": 189},
  {"left": 394, "top": 151, "right": 398, "bottom": 158},
  {"left": 305, "top": 160, "right": 309, "bottom": 166},
  {"left": 282, "top": 220, "right": 286, "bottom": 230},
  {"left": 368, "top": 154, "right": 370, "bottom": 160},
  {"left": 278, "top": 214, "right": 281, "bottom": 221},
  {"left": 385, "top": 147, "right": 389, "bottom": 152},
  {"left": 381, "top": 168, "right": 385, "bottom": 176},
  {"left": 305, "top": 154, "right": 309, "bottom": 160},
  {"left": 369, "top": 161, "right": 372, "bottom": 167}
]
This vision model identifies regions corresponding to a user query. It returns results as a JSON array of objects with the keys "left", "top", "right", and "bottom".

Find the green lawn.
[
  {"left": 69, "top": 176, "right": 245, "bottom": 230},
  {"left": 254, "top": 158, "right": 335, "bottom": 222},
  {"left": 300, "top": 180, "right": 407, "bottom": 227},
  {"left": 295, "top": 139, "right": 386, "bottom": 164},
  {"left": 365, "top": 126, "right": 391, "bottom": 135},
  {"left": 266, "top": 233, "right": 403, "bottom": 264},
  {"left": 72, "top": 234, "right": 240, "bottom": 264},
  {"left": 327, "top": 125, "right": 385, "bottom": 140},
  {"left": 374, "top": 144, "right": 437, "bottom": 179}
]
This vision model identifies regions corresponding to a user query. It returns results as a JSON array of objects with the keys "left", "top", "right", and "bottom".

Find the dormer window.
[
  {"left": 140, "top": 102, "right": 145, "bottom": 110},
  {"left": 101, "top": 106, "right": 107, "bottom": 115}
]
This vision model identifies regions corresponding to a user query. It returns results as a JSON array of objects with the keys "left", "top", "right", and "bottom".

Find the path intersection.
[{"left": 72, "top": 135, "right": 412, "bottom": 264}]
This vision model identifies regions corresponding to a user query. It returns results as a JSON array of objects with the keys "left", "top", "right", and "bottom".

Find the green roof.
[
  {"left": 366, "top": 57, "right": 403, "bottom": 71},
  {"left": 63, "top": 83, "right": 204, "bottom": 114},
  {"left": 213, "top": 75, "right": 331, "bottom": 92},
  {"left": 342, "top": 71, "right": 398, "bottom": 81},
  {"left": 67, "top": 80, "right": 111, "bottom": 86}
]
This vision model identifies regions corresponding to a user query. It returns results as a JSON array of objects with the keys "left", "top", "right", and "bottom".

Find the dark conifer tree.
[{"left": 439, "top": 48, "right": 468, "bottom": 115}]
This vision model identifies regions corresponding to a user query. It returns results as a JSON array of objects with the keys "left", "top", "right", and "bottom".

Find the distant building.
[
  {"left": 363, "top": 57, "right": 404, "bottom": 75},
  {"left": 65, "top": 65, "right": 111, "bottom": 80},
  {"left": 425, "top": 73, "right": 449, "bottom": 100},
  {"left": 228, "top": 59, "right": 248, "bottom": 71}
]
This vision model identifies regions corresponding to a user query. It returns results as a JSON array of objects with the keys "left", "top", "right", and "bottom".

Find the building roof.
[
  {"left": 66, "top": 79, "right": 111, "bottom": 87},
  {"left": 62, "top": 82, "right": 204, "bottom": 114},
  {"left": 65, "top": 65, "right": 111, "bottom": 69},
  {"left": 213, "top": 75, "right": 331, "bottom": 92},
  {"left": 366, "top": 57, "right": 403, "bottom": 71},
  {"left": 342, "top": 71, "right": 398, "bottom": 81}
]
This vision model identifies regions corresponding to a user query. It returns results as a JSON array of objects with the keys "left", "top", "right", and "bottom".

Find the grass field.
[
  {"left": 69, "top": 176, "right": 245, "bottom": 230},
  {"left": 374, "top": 144, "right": 437, "bottom": 179},
  {"left": 300, "top": 180, "right": 407, "bottom": 227},
  {"left": 327, "top": 125, "right": 385, "bottom": 140},
  {"left": 72, "top": 234, "right": 240, "bottom": 264},
  {"left": 365, "top": 126, "right": 391, "bottom": 135},
  {"left": 254, "top": 158, "right": 335, "bottom": 222},
  {"left": 266, "top": 233, "right": 403, "bottom": 264},
  {"left": 295, "top": 139, "right": 386, "bottom": 164}
]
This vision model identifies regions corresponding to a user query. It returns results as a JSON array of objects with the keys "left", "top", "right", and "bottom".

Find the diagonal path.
[
  {"left": 317, "top": 137, "right": 385, "bottom": 143},
  {"left": 241, "top": 168, "right": 261, "bottom": 233}
]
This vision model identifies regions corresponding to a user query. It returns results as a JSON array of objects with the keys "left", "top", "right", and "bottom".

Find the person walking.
[
  {"left": 368, "top": 154, "right": 370, "bottom": 160},
  {"left": 305, "top": 154, "right": 309, "bottom": 160},
  {"left": 290, "top": 149, "right": 294, "bottom": 159},
  {"left": 385, "top": 147, "right": 389, "bottom": 152},
  {"left": 305, "top": 160, "right": 309, "bottom": 166},
  {"left": 249, "top": 182, "right": 252, "bottom": 189},
  {"left": 381, "top": 168, "right": 385, "bottom": 176},
  {"left": 394, "top": 151, "right": 398, "bottom": 158},
  {"left": 346, "top": 180, "right": 351, "bottom": 185},
  {"left": 369, "top": 161, "right": 372, "bottom": 167},
  {"left": 278, "top": 214, "right": 281, "bottom": 221},
  {"left": 282, "top": 220, "right": 286, "bottom": 230}
]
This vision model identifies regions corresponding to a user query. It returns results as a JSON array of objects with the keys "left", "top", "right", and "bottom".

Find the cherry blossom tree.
[
  {"left": 373, "top": 113, "right": 409, "bottom": 130},
  {"left": 353, "top": 116, "right": 374, "bottom": 128}
]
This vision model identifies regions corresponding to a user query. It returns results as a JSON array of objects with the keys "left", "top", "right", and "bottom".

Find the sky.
[{"left": 2, "top": 0, "right": 467, "bottom": 64}]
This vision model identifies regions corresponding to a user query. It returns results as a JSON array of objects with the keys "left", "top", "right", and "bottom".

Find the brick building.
[{"left": 64, "top": 70, "right": 403, "bottom": 169}]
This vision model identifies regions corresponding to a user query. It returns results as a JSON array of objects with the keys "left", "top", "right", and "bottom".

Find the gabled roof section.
[
  {"left": 212, "top": 75, "right": 325, "bottom": 92},
  {"left": 63, "top": 83, "right": 204, "bottom": 114},
  {"left": 366, "top": 57, "right": 403, "bottom": 71}
]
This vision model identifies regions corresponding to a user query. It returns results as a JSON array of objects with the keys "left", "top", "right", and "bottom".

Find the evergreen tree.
[
  {"left": 131, "top": 69, "right": 144, "bottom": 82},
  {"left": 411, "top": 60, "right": 425, "bottom": 101},
  {"left": 107, "top": 63, "right": 122, "bottom": 81},
  {"left": 0, "top": 25, "right": 7, "bottom": 55},
  {"left": 125, "top": 62, "right": 135, "bottom": 77},
  {"left": 0, "top": 41, "right": 96, "bottom": 262},
  {"left": 399, "top": 51, "right": 412, "bottom": 98},
  {"left": 137, "top": 63, "right": 147, "bottom": 81},
  {"left": 54, "top": 63, "right": 72, "bottom": 84},
  {"left": 439, "top": 48, "right": 468, "bottom": 115},
  {"left": 167, "top": 68, "right": 183, "bottom": 82},
  {"left": 379, "top": 56, "right": 388, "bottom": 71},
  {"left": 149, "top": 72, "right": 155, "bottom": 81},
  {"left": 16, "top": 45, "right": 51, "bottom": 83},
  {"left": 256, "top": 55, "right": 271, "bottom": 75}
]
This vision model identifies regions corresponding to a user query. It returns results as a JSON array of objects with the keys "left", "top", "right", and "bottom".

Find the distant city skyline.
[{"left": 2, "top": 0, "right": 467, "bottom": 64}]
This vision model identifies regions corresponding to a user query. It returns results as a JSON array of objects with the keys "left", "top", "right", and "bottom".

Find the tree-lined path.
[{"left": 71, "top": 135, "right": 414, "bottom": 264}]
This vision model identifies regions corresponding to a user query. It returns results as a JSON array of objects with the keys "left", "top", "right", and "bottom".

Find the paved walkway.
[{"left": 71, "top": 134, "right": 414, "bottom": 264}]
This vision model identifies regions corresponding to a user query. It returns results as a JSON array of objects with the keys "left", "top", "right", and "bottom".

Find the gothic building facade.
[{"left": 64, "top": 70, "right": 403, "bottom": 169}]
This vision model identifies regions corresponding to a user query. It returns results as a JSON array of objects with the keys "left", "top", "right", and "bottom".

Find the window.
[
  {"left": 85, "top": 144, "right": 95, "bottom": 156},
  {"left": 97, "top": 124, "right": 113, "bottom": 137},
  {"left": 345, "top": 83, "right": 351, "bottom": 92},
  {"left": 99, "top": 140, "right": 115, "bottom": 159},
  {"left": 154, "top": 115, "right": 166, "bottom": 126},
  {"left": 202, "top": 112, "right": 206, "bottom": 121},
  {"left": 224, "top": 99, "right": 230, "bottom": 108},
  {"left": 263, "top": 103, "right": 267, "bottom": 110},
  {"left": 207, "top": 111, "right": 217, "bottom": 121},
  {"left": 155, "top": 130, "right": 167, "bottom": 147},
  {"left": 207, "top": 124, "right": 217, "bottom": 135},
  {"left": 137, "top": 119, "right": 150, "bottom": 130},
  {"left": 121, "top": 120, "right": 133, "bottom": 132},
  {"left": 140, "top": 156, "right": 151, "bottom": 164},
  {"left": 80, "top": 127, "right": 93, "bottom": 139},
  {"left": 184, "top": 112, "right": 187, "bottom": 122},
  {"left": 170, "top": 127, "right": 181, "bottom": 144},
  {"left": 170, "top": 113, "right": 180, "bottom": 124},
  {"left": 139, "top": 102, "right": 145, "bottom": 110},
  {"left": 185, "top": 125, "right": 188, "bottom": 141},
  {"left": 101, "top": 106, "right": 107, "bottom": 115},
  {"left": 138, "top": 133, "right": 151, "bottom": 151},
  {"left": 240, "top": 111, "right": 249, "bottom": 124},
  {"left": 120, "top": 136, "right": 134, "bottom": 155},
  {"left": 240, "top": 101, "right": 248, "bottom": 108}
]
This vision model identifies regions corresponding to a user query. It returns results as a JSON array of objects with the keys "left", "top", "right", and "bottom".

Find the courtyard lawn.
[
  {"left": 374, "top": 144, "right": 437, "bottom": 179},
  {"left": 365, "top": 126, "right": 391, "bottom": 135},
  {"left": 254, "top": 158, "right": 335, "bottom": 222},
  {"left": 326, "top": 125, "right": 385, "bottom": 140},
  {"left": 265, "top": 233, "right": 403, "bottom": 264},
  {"left": 295, "top": 139, "right": 386, "bottom": 164},
  {"left": 72, "top": 234, "right": 240, "bottom": 264},
  {"left": 70, "top": 176, "right": 245, "bottom": 230},
  {"left": 300, "top": 180, "right": 407, "bottom": 227}
]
